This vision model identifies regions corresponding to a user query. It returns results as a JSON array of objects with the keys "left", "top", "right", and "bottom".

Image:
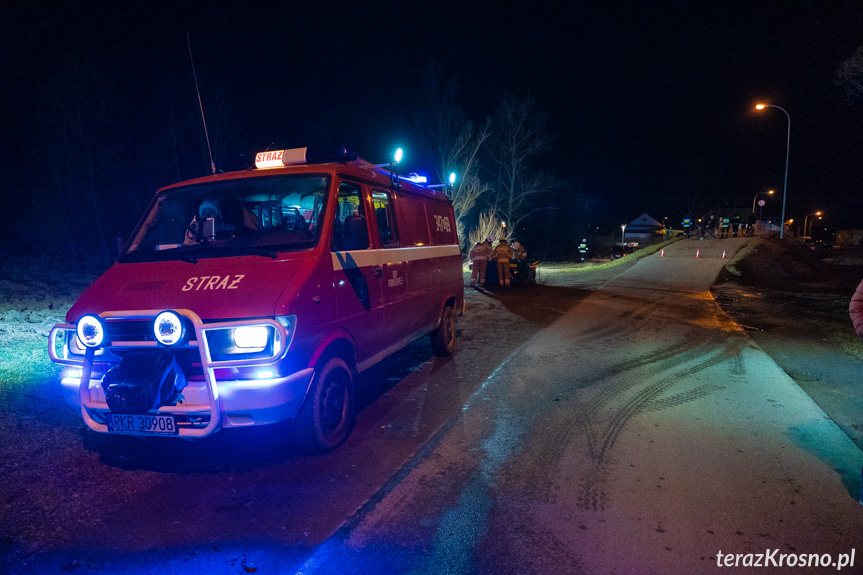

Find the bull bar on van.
[{"left": 49, "top": 310, "right": 311, "bottom": 438}]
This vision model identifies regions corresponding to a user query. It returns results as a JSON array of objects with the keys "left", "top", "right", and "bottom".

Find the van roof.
[{"left": 159, "top": 146, "right": 451, "bottom": 201}]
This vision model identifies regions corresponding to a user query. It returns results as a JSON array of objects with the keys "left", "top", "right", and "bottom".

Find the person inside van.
[
  {"left": 184, "top": 200, "right": 245, "bottom": 245},
  {"left": 184, "top": 201, "right": 223, "bottom": 245}
]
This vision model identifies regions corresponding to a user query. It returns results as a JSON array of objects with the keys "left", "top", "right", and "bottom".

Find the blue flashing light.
[
  {"left": 393, "top": 148, "right": 404, "bottom": 164},
  {"left": 448, "top": 172, "right": 457, "bottom": 185}
]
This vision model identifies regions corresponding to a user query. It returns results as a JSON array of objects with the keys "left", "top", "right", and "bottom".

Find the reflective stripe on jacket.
[
  {"left": 494, "top": 243, "right": 514, "bottom": 261},
  {"left": 470, "top": 243, "right": 493, "bottom": 261}
]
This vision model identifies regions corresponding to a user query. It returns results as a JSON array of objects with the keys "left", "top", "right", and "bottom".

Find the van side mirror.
[{"left": 343, "top": 215, "right": 369, "bottom": 250}]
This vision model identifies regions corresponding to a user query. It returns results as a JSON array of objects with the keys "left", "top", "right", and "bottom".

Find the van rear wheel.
[
  {"left": 294, "top": 357, "right": 354, "bottom": 453},
  {"left": 430, "top": 304, "right": 456, "bottom": 357}
]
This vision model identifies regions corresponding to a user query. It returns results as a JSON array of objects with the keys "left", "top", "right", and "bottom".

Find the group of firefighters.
[
  {"left": 469, "top": 237, "right": 528, "bottom": 287},
  {"left": 682, "top": 213, "right": 757, "bottom": 239}
]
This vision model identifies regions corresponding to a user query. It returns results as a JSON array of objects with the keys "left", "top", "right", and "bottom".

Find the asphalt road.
[
  {"left": 5, "top": 239, "right": 863, "bottom": 574},
  {"left": 289, "top": 237, "right": 863, "bottom": 574}
]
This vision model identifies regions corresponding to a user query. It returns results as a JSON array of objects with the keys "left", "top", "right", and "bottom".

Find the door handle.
[{"left": 372, "top": 265, "right": 383, "bottom": 277}]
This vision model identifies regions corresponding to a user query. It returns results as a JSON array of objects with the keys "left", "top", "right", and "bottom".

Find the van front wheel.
[
  {"left": 430, "top": 304, "right": 456, "bottom": 357},
  {"left": 294, "top": 357, "right": 354, "bottom": 453}
]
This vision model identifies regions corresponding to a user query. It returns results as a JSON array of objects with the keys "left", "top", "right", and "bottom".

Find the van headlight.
[
  {"left": 76, "top": 315, "right": 107, "bottom": 348},
  {"left": 205, "top": 324, "right": 277, "bottom": 362},
  {"left": 203, "top": 317, "right": 294, "bottom": 364},
  {"left": 233, "top": 325, "right": 269, "bottom": 351}
]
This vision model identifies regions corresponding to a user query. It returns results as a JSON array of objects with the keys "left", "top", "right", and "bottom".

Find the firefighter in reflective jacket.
[
  {"left": 682, "top": 218, "right": 692, "bottom": 238},
  {"left": 469, "top": 240, "right": 493, "bottom": 287},
  {"left": 512, "top": 241, "right": 527, "bottom": 261},
  {"left": 493, "top": 238, "right": 514, "bottom": 287}
]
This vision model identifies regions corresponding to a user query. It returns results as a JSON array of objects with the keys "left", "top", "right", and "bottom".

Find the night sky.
[{"left": 4, "top": 1, "right": 863, "bottom": 244}]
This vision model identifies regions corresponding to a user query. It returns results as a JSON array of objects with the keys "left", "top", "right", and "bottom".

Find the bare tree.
[
  {"left": 836, "top": 46, "right": 863, "bottom": 104},
  {"left": 413, "top": 61, "right": 471, "bottom": 183},
  {"left": 486, "top": 94, "right": 566, "bottom": 232},
  {"left": 412, "top": 61, "right": 493, "bottom": 248},
  {"left": 452, "top": 173, "right": 492, "bottom": 247},
  {"left": 468, "top": 209, "right": 507, "bottom": 248}
]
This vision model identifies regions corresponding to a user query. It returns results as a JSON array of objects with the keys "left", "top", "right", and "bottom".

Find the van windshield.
[{"left": 121, "top": 175, "right": 330, "bottom": 262}]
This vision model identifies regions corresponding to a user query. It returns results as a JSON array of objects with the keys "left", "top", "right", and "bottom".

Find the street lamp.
[
  {"left": 755, "top": 104, "right": 790, "bottom": 239},
  {"left": 803, "top": 211, "right": 822, "bottom": 240},
  {"left": 621, "top": 223, "right": 627, "bottom": 244},
  {"left": 751, "top": 189, "right": 774, "bottom": 221}
]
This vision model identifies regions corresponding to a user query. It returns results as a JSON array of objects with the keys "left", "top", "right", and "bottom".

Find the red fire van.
[{"left": 49, "top": 145, "right": 464, "bottom": 452}]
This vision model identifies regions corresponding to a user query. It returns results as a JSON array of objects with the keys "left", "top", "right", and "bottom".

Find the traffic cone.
[
  {"left": 722, "top": 250, "right": 726, "bottom": 259},
  {"left": 660, "top": 249, "right": 665, "bottom": 257},
  {"left": 696, "top": 249, "right": 700, "bottom": 258}
]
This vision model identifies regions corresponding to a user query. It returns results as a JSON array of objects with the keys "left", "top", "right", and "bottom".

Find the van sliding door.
[
  {"left": 371, "top": 190, "right": 412, "bottom": 346},
  {"left": 330, "top": 181, "right": 385, "bottom": 367}
]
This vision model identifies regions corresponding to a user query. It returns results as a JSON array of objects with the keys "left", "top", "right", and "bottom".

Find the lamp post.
[
  {"left": 755, "top": 104, "right": 790, "bottom": 239},
  {"left": 621, "top": 224, "right": 627, "bottom": 244},
  {"left": 803, "top": 211, "right": 822, "bottom": 240},
  {"left": 751, "top": 189, "right": 774, "bottom": 221}
]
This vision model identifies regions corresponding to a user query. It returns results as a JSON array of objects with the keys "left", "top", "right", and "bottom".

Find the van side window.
[
  {"left": 394, "top": 196, "right": 430, "bottom": 247},
  {"left": 371, "top": 191, "right": 399, "bottom": 248},
  {"left": 332, "top": 182, "right": 369, "bottom": 251}
]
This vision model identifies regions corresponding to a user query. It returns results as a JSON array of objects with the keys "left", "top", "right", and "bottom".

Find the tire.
[
  {"left": 430, "top": 304, "right": 456, "bottom": 357},
  {"left": 294, "top": 356, "right": 354, "bottom": 453}
]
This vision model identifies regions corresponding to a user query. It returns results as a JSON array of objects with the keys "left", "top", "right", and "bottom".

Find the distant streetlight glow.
[
  {"left": 751, "top": 189, "right": 774, "bottom": 220},
  {"left": 804, "top": 211, "right": 822, "bottom": 240},
  {"left": 621, "top": 223, "right": 627, "bottom": 244},
  {"left": 754, "top": 103, "right": 791, "bottom": 239}
]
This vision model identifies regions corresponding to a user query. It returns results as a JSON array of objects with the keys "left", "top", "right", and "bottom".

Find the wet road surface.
[
  {"left": 6, "top": 238, "right": 862, "bottom": 574},
  {"left": 296, "top": 237, "right": 863, "bottom": 574}
]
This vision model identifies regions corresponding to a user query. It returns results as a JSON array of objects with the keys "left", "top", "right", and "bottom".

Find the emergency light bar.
[{"left": 254, "top": 145, "right": 357, "bottom": 169}]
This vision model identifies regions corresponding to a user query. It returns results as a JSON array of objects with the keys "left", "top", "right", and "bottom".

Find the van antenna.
[{"left": 187, "top": 33, "right": 216, "bottom": 176}]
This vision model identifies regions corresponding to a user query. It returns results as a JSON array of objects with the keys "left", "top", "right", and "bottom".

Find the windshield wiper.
[
  {"left": 245, "top": 247, "right": 278, "bottom": 259},
  {"left": 177, "top": 253, "right": 198, "bottom": 264}
]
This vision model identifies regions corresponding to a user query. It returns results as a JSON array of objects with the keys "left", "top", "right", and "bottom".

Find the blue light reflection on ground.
[
  {"left": 788, "top": 418, "right": 862, "bottom": 498},
  {"left": 292, "top": 354, "right": 527, "bottom": 575}
]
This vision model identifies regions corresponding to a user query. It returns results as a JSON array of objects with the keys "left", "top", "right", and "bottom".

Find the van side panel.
[
  {"left": 331, "top": 248, "right": 386, "bottom": 367},
  {"left": 385, "top": 194, "right": 463, "bottom": 341},
  {"left": 425, "top": 197, "right": 458, "bottom": 247},
  {"left": 275, "top": 253, "right": 339, "bottom": 372},
  {"left": 423, "top": 195, "right": 464, "bottom": 313}
]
